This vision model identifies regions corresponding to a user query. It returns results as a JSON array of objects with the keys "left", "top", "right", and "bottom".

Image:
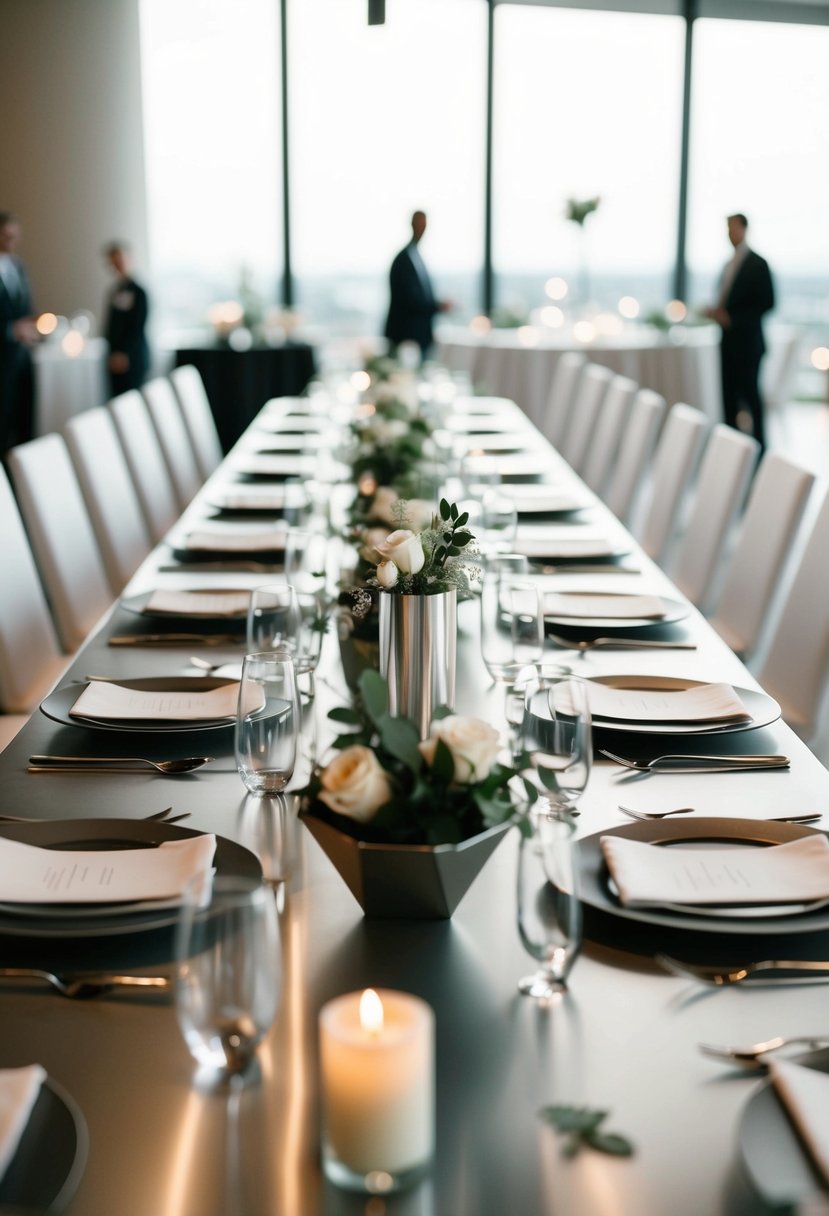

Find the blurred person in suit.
[
  {"left": 0, "top": 211, "right": 38, "bottom": 453},
  {"left": 103, "top": 240, "right": 150, "bottom": 396},
  {"left": 705, "top": 213, "right": 774, "bottom": 452},
  {"left": 384, "top": 210, "right": 451, "bottom": 360}
]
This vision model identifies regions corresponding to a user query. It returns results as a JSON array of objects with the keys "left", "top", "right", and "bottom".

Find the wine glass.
[
  {"left": 175, "top": 879, "right": 281, "bottom": 1078},
  {"left": 235, "top": 649, "right": 300, "bottom": 796},
  {"left": 520, "top": 672, "right": 592, "bottom": 814},
  {"left": 516, "top": 806, "right": 581, "bottom": 1000},
  {"left": 246, "top": 582, "right": 300, "bottom": 654},
  {"left": 291, "top": 589, "right": 327, "bottom": 699},
  {"left": 481, "top": 489, "right": 518, "bottom": 554},
  {"left": 284, "top": 528, "right": 328, "bottom": 594},
  {"left": 480, "top": 554, "right": 543, "bottom": 684}
]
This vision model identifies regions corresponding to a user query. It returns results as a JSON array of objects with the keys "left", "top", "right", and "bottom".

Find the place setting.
[
  {"left": 0, "top": 1062, "right": 88, "bottom": 1214},
  {"left": 167, "top": 523, "right": 290, "bottom": 565},
  {"left": 39, "top": 675, "right": 248, "bottom": 735}
]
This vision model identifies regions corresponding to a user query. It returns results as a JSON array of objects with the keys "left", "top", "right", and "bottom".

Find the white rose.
[
  {"left": 359, "top": 526, "right": 390, "bottom": 562},
  {"left": 376, "top": 560, "right": 399, "bottom": 588},
  {"left": 406, "top": 499, "right": 435, "bottom": 531},
  {"left": 375, "top": 529, "right": 425, "bottom": 575},
  {"left": 318, "top": 746, "right": 392, "bottom": 822},
  {"left": 372, "top": 486, "right": 400, "bottom": 525},
  {"left": 419, "top": 716, "right": 501, "bottom": 785}
]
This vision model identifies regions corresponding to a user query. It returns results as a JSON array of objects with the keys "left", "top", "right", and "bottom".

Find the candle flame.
[{"left": 360, "top": 988, "right": 384, "bottom": 1035}]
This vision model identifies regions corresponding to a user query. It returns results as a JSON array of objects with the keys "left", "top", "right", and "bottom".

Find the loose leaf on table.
[{"left": 538, "top": 1105, "right": 635, "bottom": 1158}]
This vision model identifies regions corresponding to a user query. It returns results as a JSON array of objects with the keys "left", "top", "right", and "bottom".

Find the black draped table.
[
  {"left": 174, "top": 344, "right": 316, "bottom": 451},
  {"left": 0, "top": 391, "right": 828, "bottom": 1215}
]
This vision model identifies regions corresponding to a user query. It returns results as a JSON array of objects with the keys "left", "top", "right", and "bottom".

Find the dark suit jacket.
[
  {"left": 384, "top": 243, "right": 438, "bottom": 354},
  {"left": 0, "top": 256, "right": 34, "bottom": 437},
  {"left": 104, "top": 275, "right": 150, "bottom": 391},
  {"left": 721, "top": 250, "right": 774, "bottom": 361}
]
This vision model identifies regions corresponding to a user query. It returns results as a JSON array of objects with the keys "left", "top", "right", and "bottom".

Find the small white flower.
[
  {"left": 318, "top": 746, "right": 392, "bottom": 822},
  {"left": 376, "top": 560, "right": 399, "bottom": 588},
  {"left": 375, "top": 529, "right": 425, "bottom": 576}
]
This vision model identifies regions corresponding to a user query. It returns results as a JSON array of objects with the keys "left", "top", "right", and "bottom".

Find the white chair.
[
  {"left": 6, "top": 435, "right": 112, "bottom": 652},
  {"left": 542, "top": 352, "right": 585, "bottom": 450},
  {"left": 110, "top": 389, "right": 180, "bottom": 542},
  {"left": 64, "top": 407, "right": 152, "bottom": 593},
  {"left": 757, "top": 486, "right": 829, "bottom": 740},
  {"left": 142, "top": 377, "right": 203, "bottom": 508},
  {"left": 632, "top": 403, "right": 708, "bottom": 562},
  {"left": 170, "top": 364, "right": 224, "bottom": 479},
  {"left": 0, "top": 466, "right": 67, "bottom": 713},
  {"left": 559, "top": 363, "right": 614, "bottom": 474},
  {"left": 581, "top": 374, "right": 638, "bottom": 495},
  {"left": 604, "top": 389, "right": 667, "bottom": 524},
  {"left": 670, "top": 425, "right": 760, "bottom": 609},
  {"left": 708, "top": 453, "right": 815, "bottom": 657}
]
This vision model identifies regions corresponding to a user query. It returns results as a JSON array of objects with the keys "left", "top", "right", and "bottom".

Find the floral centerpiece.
[{"left": 299, "top": 670, "right": 534, "bottom": 917}]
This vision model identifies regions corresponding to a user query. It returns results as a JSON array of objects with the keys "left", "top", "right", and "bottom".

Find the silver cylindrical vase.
[{"left": 379, "top": 591, "right": 457, "bottom": 739}]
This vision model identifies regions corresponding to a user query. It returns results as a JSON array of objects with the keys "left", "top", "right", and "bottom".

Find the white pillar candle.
[{"left": 319, "top": 988, "right": 435, "bottom": 1186}]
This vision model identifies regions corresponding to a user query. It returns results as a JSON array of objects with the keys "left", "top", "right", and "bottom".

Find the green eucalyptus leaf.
[
  {"left": 537, "top": 766, "right": 565, "bottom": 792},
  {"left": 538, "top": 1106, "right": 607, "bottom": 1134},
  {"left": 328, "top": 706, "right": 362, "bottom": 725},
  {"left": 450, "top": 502, "right": 459, "bottom": 520},
  {"left": 585, "top": 1132, "right": 635, "bottom": 1157},
  {"left": 430, "top": 738, "right": 455, "bottom": 785},
  {"left": 431, "top": 704, "right": 453, "bottom": 720},
  {"left": 439, "top": 498, "right": 451, "bottom": 520},
  {"left": 379, "top": 716, "right": 422, "bottom": 773},
  {"left": 455, "top": 511, "right": 469, "bottom": 527},
  {"left": 359, "top": 669, "right": 388, "bottom": 724}
]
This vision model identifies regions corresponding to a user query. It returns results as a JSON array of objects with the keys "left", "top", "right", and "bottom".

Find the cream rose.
[
  {"left": 318, "top": 746, "right": 392, "bottom": 822},
  {"left": 419, "top": 716, "right": 501, "bottom": 785},
  {"left": 376, "top": 560, "right": 399, "bottom": 588},
  {"left": 375, "top": 529, "right": 425, "bottom": 575},
  {"left": 405, "top": 498, "right": 435, "bottom": 531},
  {"left": 359, "top": 526, "right": 390, "bottom": 562}
]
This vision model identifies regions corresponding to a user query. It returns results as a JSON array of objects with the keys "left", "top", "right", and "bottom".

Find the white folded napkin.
[
  {"left": 70, "top": 680, "right": 244, "bottom": 722},
  {"left": 515, "top": 534, "right": 618, "bottom": 559},
  {"left": 0, "top": 1064, "right": 46, "bottom": 1179},
  {"left": 182, "top": 528, "right": 287, "bottom": 554},
  {"left": 235, "top": 454, "right": 315, "bottom": 476},
  {"left": 511, "top": 491, "right": 587, "bottom": 513},
  {"left": 600, "top": 834, "right": 829, "bottom": 908},
  {"left": 457, "top": 433, "right": 530, "bottom": 452},
  {"left": 452, "top": 396, "right": 507, "bottom": 414},
  {"left": 251, "top": 435, "right": 308, "bottom": 452},
  {"left": 446, "top": 414, "right": 519, "bottom": 432},
  {"left": 210, "top": 490, "right": 287, "bottom": 510},
  {"left": 769, "top": 1059, "right": 829, "bottom": 1187},
  {"left": 0, "top": 834, "right": 216, "bottom": 905},
  {"left": 584, "top": 681, "right": 750, "bottom": 723},
  {"left": 145, "top": 589, "right": 250, "bottom": 618},
  {"left": 466, "top": 453, "right": 549, "bottom": 477},
  {"left": 544, "top": 593, "right": 667, "bottom": 620}
]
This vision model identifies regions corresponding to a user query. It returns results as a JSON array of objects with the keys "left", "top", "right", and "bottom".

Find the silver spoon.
[
  {"left": 0, "top": 968, "right": 170, "bottom": 1000},
  {"left": 28, "top": 754, "right": 214, "bottom": 775},
  {"left": 699, "top": 1035, "right": 829, "bottom": 1069}
]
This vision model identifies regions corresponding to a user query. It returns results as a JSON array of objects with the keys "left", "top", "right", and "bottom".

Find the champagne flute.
[
  {"left": 175, "top": 879, "right": 281, "bottom": 1077},
  {"left": 235, "top": 649, "right": 300, "bottom": 796},
  {"left": 516, "top": 807, "right": 581, "bottom": 1000}
]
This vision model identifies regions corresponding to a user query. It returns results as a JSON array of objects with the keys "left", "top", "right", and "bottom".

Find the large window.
[
  {"left": 288, "top": 0, "right": 487, "bottom": 336},
  {"left": 139, "top": 0, "right": 282, "bottom": 342},
  {"left": 493, "top": 5, "right": 685, "bottom": 319},
  {"left": 687, "top": 18, "right": 829, "bottom": 329}
]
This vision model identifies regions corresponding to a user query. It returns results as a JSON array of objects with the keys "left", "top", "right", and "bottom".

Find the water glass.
[
  {"left": 480, "top": 554, "right": 543, "bottom": 684},
  {"left": 247, "top": 582, "right": 300, "bottom": 654},
  {"left": 284, "top": 528, "right": 329, "bottom": 594},
  {"left": 520, "top": 672, "right": 592, "bottom": 814},
  {"left": 235, "top": 650, "right": 300, "bottom": 796},
  {"left": 516, "top": 808, "right": 581, "bottom": 1000},
  {"left": 175, "top": 880, "right": 281, "bottom": 1077},
  {"left": 481, "top": 490, "right": 518, "bottom": 553}
]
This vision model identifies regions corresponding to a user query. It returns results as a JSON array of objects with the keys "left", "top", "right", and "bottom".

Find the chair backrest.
[
  {"left": 671, "top": 425, "right": 760, "bottom": 609},
  {"left": 64, "top": 407, "right": 152, "bottom": 593},
  {"left": 543, "top": 352, "right": 586, "bottom": 450},
  {"left": 758, "top": 486, "right": 829, "bottom": 739},
  {"left": 6, "top": 435, "right": 113, "bottom": 652},
  {"left": 170, "top": 364, "right": 224, "bottom": 478},
  {"left": 604, "top": 388, "right": 667, "bottom": 523},
  {"left": 709, "top": 453, "right": 815, "bottom": 656},
  {"left": 110, "top": 389, "right": 180, "bottom": 542},
  {"left": 0, "top": 466, "right": 66, "bottom": 710},
  {"left": 559, "top": 363, "right": 614, "bottom": 474},
  {"left": 142, "top": 376, "right": 203, "bottom": 508},
  {"left": 581, "top": 374, "right": 638, "bottom": 495},
  {"left": 633, "top": 403, "right": 708, "bottom": 561}
]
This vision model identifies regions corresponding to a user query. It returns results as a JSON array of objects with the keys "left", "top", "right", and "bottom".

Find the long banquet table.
[{"left": 1, "top": 388, "right": 828, "bottom": 1215}]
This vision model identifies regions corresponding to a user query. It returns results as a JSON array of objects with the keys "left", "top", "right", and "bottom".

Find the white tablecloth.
[
  {"left": 33, "top": 337, "right": 108, "bottom": 436},
  {"left": 438, "top": 324, "right": 723, "bottom": 433}
]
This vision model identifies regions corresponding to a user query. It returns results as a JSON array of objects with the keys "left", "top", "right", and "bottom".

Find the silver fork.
[
  {"left": 0, "top": 968, "right": 170, "bottom": 1000},
  {"left": 548, "top": 633, "right": 696, "bottom": 652},
  {"left": 601, "top": 748, "right": 791, "bottom": 773},
  {"left": 657, "top": 954, "right": 829, "bottom": 986},
  {"left": 618, "top": 804, "right": 821, "bottom": 824},
  {"left": 699, "top": 1035, "right": 829, "bottom": 1069}
]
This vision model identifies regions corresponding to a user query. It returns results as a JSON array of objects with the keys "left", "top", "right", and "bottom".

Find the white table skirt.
[{"left": 33, "top": 337, "right": 108, "bottom": 436}]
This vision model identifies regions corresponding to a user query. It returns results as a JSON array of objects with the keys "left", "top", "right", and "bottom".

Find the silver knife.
[{"left": 108, "top": 634, "right": 242, "bottom": 647}]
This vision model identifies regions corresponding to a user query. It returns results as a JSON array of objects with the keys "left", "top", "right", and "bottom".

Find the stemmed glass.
[
  {"left": 284, "top": 528, "right": 328, "bottom": 595},
  {"left": 481, "top": 489, "right": 518, "bottom": 554},
  {"left": 175, "top": 879, "right": 281, "bottom": 1078},
  {"left": 292, "top": 589, "right": 327, "bottom": 700},
  {"left": 235, "top": 649, "right": 300, "bottom": 796},
  {"left": 516, "top": 806, "right": 581, "bottom": 1000},
  {"left": 520, "top": 671, "right": 592, "bottom": 815}
]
